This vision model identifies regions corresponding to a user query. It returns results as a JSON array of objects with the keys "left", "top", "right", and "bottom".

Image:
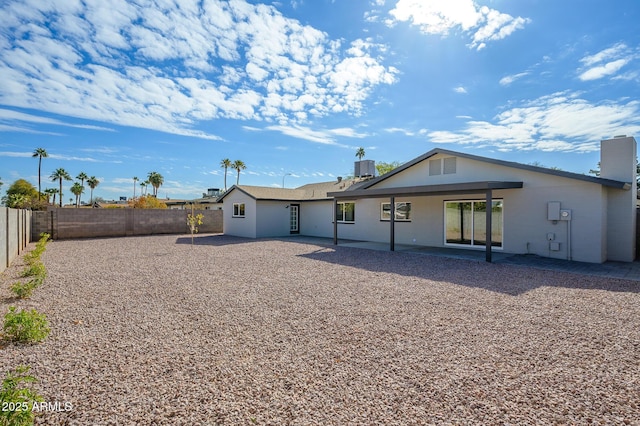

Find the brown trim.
[{"left": 328, "top": 181, "right": 523, "bottom": 199}]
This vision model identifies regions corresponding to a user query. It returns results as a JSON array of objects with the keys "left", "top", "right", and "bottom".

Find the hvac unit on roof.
[{"left": 354, "top": 160, "right": 376, "bottom": 178}]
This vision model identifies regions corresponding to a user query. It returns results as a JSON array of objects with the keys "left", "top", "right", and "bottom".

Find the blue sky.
[{"left": 1, "top": 0, "right": 640, "bottom": 202}]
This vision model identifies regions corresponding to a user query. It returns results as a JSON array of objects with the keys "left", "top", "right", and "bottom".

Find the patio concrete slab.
[{"left": 277, "top": 236, "right": 640, "bottom": 282}]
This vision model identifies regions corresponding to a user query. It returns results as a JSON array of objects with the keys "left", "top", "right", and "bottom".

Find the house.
[
  {"left": 221, "top": 136, "right": 637, "bottom": 264},
  {"left": 218, "top": 179, "right": 366, "bottom": 238}
]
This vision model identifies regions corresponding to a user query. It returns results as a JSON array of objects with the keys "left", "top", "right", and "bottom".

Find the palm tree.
[
  {"left": 32, "top": 148, "right": 48, "bottom": 198},
  {"left": 133, "top": 176, "right": 139, "bottom": 199},
  {"left": 233, "top": 160, "right": 246, "bottom": 185},
  {"left": 147, "top": 172, "right": 164, "bottom": 197},
  {"left": 220, "top": 158, "right": 232, "bottom": 191},
  {"left": 140, "top": 181, "right": 148, "bottom": 196},
  {"left": 356, "top": 147, "right": 366, "bottom": 160},
  {"left": 46, "top": 188, "right": 59, "bottom": 206},
  {"left": 87, "top": 176, "right": 100, "bottom": 205},
  {"left": 43, "top": 188, "right": 57, "bottom": 204},
  {"left": 50, "top": 168, "right": 72, "bottom": 207},
  {"left": 76, "top": 172, "right": 88, "bottom": 205},
  {"left": 70, "top": 182, "right": 84, "bottom": 208}
]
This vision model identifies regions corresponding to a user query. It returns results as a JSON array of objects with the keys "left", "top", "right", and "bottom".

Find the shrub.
[
  {"left": 9, "top": 276, "right": 44, "bottom": 300},
  {"left": 0, "top": 365, "right": 44, "bottom": 426},
  {"left": 2, "top": 307, "right": 50, "bottom": 343},
  {"left": 20, "top": 262, "right": 46, "bottom": 279}
]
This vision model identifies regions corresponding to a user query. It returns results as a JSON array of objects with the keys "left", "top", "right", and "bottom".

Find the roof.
[
  {"left": 355, "top": 148, "right": 631, "bottom": 191},
  {"left": 218, "top": 178, "right": 365, "bottom": 202}
]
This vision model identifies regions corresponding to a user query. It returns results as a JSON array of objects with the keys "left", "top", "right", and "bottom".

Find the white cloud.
[
  {"left": 577, "top": 43, "right": 634, "bottom": 81},
  {"left": 387, "top": 0, "right": 529, "bottom": 50},
  {"left": 0, "top": 0, "right": 397, "bottom": 139},
  {"left": 427, "top": 91, "right": 640, "bottom": 152},
  {"left": 499, "top": 72, "right": 529, "bottom": 86},
  {"left": 453, "top": 86, "right": 467, "bottom": 94}
]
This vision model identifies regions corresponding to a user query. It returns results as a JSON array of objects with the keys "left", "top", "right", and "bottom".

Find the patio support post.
[
  {"left": 333, "top": 198, "right": 338, "bottom": 245},
  {"left": 390, "top": 196, "right": 395, "bottom": 251},
  {"left": 485, "top": 189, "right": 492, "bottom": 263}
]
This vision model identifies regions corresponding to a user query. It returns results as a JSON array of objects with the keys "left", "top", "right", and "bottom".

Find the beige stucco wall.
[
  {"left": 336, "top": 155, "right": 613, "bottom": 263},
  {"left": 222, "top": 191, "right": 256, "bottom": 238}
]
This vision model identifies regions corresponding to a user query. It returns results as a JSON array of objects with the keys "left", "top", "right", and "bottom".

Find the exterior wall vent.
[
  {"left": 443, "top": 157, "right": 457, "bottom": 174},
  {"left": 429, "top": 159, "right": 441, "bottom": 176}
]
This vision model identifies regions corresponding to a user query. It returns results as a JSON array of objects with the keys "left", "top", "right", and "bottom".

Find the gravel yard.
[{"left": 1, "top": 234, "right": 639, "bottom": 425}]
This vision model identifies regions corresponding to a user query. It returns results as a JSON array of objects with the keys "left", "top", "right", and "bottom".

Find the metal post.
[
  {"left": 485, "top": 189, "right": 492, "bottom": 263},
  {"left": 390, "top": 196, "right": 395, "bottom": 251},
  {"left": 333, "top": 198, "right": 338, "bottom": 245}
]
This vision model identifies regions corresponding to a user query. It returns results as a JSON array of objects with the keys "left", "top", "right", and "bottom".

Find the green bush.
[
  {"left": 9, "top": 276, "right": 44, "bottom": 300},
  {"left": 20, "top": 262, "right": 46, "bottom": 279},
  {"left": 0, "top": 365, "right": 44, "bottom": 426},
  {"left": 2, "top": 307, "right": 50, "bottom": 343}
]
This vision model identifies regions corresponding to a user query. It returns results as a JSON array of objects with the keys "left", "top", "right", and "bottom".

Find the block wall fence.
[
  {"left": 32, "top": 208, "right": 223, "bottom": 241},
  {"left": 1, "top": 207, "right": 32, "bottom": 274}
]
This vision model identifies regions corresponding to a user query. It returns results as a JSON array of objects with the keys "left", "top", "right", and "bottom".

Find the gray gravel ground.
[{"left": 1, "top": 234, "right": 639, "bottom": 425}]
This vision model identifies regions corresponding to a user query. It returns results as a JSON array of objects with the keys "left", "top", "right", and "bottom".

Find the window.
[
  {"left": 336, "top": 202, "right": 355, "bottom": 223},
  {"left": 445, "top": 200, "right": 503, "bottom": 247},
  {"left": 232, "top": 203, "right": 245, "bottom": 217},
  {"left": 381, "top": 202, "right": 412, "bottom": 221}
]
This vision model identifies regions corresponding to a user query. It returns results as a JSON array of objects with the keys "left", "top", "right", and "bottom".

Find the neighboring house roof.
[
  {"left": 355, "top": 148, "right": 631, "bottom": 191},
  {"left": 218, "top": 179, "right": 364, "bottom": 202}
]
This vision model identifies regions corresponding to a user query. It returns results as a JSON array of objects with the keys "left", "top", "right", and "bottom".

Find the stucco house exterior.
[
  {"left": 220, "top": 136, "right": 637, "bottom": 264},
  {"left": 219, "top": 179, "right": 365, "bottom": 239}
]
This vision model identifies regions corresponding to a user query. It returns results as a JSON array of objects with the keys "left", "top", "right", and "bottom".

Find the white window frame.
[
  {"left": 232, "top": 202, "right": 245, "bottom": 218},
  {"left": 381, "top": 202, "right": 412, "bottom": 221},
  {"left": 444, "top": 199, "right": 503, "bottom": 249},
  {"left": 336, "top": 202, "right": 355, "bottom": 223}
]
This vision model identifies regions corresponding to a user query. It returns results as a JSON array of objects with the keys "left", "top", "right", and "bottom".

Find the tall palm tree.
[
  {"left": 356, "top": 147, "right": 366, "bottom": 160},
  {"left": 50, "top": 168, "right": 72, "bottom": 207},
  {"left": 76, "top": 172, "right": 88, "bottom": 206},
  {"left": 70, "top": 182, "right": 84, "bottom": 208},
  {"left": 140, "top": 181, "right": 147, "bottom": 196},
  {"left": 147, "top": 171, "right": 164, "bottom": 197},
  {"left": 233, "top": 160, "right": 246, "bottom": 186},
  {"left": 220, "top": 158, "right": 232, "bottom": 191},
  {"left": 87, "top": 176, "right": 100, "bottom": 205},
  {"left": 32, "top": 148, "right": 48, "bottom": 198},
  {"left": 133, "top": 176, "right": 139, "bottom": 199}
]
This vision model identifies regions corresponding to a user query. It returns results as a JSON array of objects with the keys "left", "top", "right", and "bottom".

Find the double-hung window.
[
  {"left": 336, "top": 202, "right": 355, "bottom": 223},
  {"left": 232, "top": 203, "right": 245, "bottom": 218},
  {"left": 381, "top": 202, "right": 412, "bottom": 221}
]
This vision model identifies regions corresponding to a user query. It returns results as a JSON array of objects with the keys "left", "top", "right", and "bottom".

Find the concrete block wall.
[
  {"left": 1, "top": 207, "right": 32, "bottom": 273},
  {"left": 32, "top": 208, "right": 223, "bottom": 240}
]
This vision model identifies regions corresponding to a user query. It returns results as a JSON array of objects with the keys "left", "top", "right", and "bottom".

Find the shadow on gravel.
[
  {"left": 174, "top": 234, "right": 253, "bottom": 246},
  {"left": 298, "top": 245, "right": 640, "bottom": 296}
]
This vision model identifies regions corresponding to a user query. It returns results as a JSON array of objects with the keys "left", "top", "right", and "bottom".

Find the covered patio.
[{"left": 328, "top": 181, "right": 523, "bottom": 262}]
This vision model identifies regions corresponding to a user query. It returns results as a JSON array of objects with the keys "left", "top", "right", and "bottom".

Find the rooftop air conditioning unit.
[{"left": 355, "top": 160, "right": 375, "bottom": 178}]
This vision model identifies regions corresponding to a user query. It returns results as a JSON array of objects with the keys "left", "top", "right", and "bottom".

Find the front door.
[{"left": 290, "top": 204, "right": 300, "bottom": 234}]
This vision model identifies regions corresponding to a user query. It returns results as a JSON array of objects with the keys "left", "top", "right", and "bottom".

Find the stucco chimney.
[{"left": 600, "top": 135, "right": 637, "bottom": 262}]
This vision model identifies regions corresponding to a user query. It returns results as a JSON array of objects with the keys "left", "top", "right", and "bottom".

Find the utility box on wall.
[{"left": 547, "top": 202, "right": 561, "bottom": 221}]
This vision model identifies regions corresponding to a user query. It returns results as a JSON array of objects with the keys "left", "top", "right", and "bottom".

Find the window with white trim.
[
  {"left": 445, "top": 200, "right": 503, "bottom": 247},
  {"left": 232, "top": 203, "right": 245, "bottom": 217},
  {"left": 336, "top": 202, "right": 355, "bottom": 223},
  {"left": 381, "top": 202, "right": 412, "bottom": 221}
]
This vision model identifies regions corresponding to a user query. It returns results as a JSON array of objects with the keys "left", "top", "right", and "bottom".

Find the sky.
[{"left": 1, "top": 0, "right": 640, "bottom": 202}]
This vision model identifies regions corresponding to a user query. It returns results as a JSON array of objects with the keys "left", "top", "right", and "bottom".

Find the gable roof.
[
  {"left": 355, "top": 148, "right": 630, "bottom": 191},
  {"left": 218, "top": 179, "right": 364, "bottom": 202}
]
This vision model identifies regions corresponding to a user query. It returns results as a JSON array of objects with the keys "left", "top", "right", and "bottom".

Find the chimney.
[
  {"left": 337, "top": 176, "right": 342, "bottom": 183},
  {"left": 600, "top": 135, "right": 637, "bottom": 261}
]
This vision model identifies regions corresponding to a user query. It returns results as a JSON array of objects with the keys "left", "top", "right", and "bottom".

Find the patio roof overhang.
[
  {"left": 328, "top": 181, "right": 524, "bottom": 263},
  {"left": 327, "top": 180, "right": 524, "bottom": 199}
]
